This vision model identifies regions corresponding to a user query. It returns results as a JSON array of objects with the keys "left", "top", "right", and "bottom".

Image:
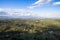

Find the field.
[{"left": 0, "top": 19, "right": 60, "bottom": 40}]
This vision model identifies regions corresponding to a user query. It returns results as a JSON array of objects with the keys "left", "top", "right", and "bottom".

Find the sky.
[{"left": 0, "top": 0, "right": 60, "bottom": 18}]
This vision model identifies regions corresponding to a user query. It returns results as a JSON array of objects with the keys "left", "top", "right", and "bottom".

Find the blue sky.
[
  {"left": 0, "top": 0, "right": 60, "bottom": 18},
  {"left": 0, "top": 0, "right": 37, "bottom": 8}
]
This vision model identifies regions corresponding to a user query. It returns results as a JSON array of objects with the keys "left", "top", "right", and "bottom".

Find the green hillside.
[{"left": 0, "top": 19, "right": 60, "bottom": 40}]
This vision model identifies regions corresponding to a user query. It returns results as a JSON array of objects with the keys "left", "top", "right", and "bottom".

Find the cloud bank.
[
  {"left": 0, "top": 8, "right": 33, "bottom": 18},
  {"left": 0, "top": 7, "right": 60, "bottom": 18}
]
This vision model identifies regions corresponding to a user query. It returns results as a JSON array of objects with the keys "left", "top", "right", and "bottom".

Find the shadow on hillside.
[{"left": 0, "top": 29, "right": 60, "bottom": 40}]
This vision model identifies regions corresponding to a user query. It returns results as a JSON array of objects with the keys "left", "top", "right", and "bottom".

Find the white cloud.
[
  {"left": 33, "top": 0, "right": 52, "bottom": 5},
  {"left": 53, "top": 2, "right": 60, "bottom": 5},
  {"left": 28, "top": 0, "right": 52, "bottom": 9},
  {"left": 0, "top": 7, "right": 60, "bottom": 18},
  {"left": 0, "top": 8, "right": 33, "bottom": 17}
]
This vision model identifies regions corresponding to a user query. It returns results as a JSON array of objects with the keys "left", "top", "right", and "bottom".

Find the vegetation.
[{"left": 0, "top": 19, "right": 60, "bottom": 40}]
